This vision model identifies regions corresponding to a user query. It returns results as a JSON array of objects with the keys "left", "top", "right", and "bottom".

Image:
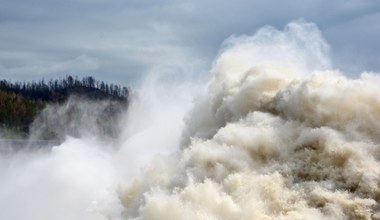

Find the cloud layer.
[{"left": 0, "top": 0, "right": 380, "bottom": 84}]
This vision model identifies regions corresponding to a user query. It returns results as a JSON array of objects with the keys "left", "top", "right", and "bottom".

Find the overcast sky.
[{"left": 1, "top": 0, "right": 379, "bottom": 86}]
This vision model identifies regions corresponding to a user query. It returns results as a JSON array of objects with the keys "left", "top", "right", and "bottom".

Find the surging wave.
[
  {"left": 119, "top": 21, "right": 380, "bottom": 220},
  {"left": 1, "top": 20, "right": 380, "bottom": 220}
]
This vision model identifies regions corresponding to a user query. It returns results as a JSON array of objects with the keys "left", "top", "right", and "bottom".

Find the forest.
[{"left": 0, "top": 76, "right": 129, "bottom": 135}]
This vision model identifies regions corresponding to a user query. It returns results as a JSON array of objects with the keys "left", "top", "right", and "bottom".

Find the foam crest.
[{"left": 120, "top": 21, "right": 380, "bottom": 220}]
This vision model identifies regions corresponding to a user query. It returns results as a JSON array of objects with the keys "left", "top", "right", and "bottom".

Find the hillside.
[{"left": 0, "top": 76, "right": 129, "bottom": 136}]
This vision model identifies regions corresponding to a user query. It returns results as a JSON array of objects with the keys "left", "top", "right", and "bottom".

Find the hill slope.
[{"left": 0, "top": 75, "right": 129, "bottom": 136}]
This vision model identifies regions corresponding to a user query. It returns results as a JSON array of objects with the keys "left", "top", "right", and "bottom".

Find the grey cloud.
[
  {"left": 0, "top": 0, "right": 379, "bottom": 85},
  {"left": 0, "top": 54, "right": 100, "bottom": 81}
]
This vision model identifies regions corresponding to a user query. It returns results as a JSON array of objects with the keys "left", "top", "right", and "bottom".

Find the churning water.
[{"left": 1, "top": 21, "right": 380, "bottom": 220}]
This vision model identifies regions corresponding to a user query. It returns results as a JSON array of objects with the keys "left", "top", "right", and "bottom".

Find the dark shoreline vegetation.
[{"left": 0, "top": 76, "right": 129, "bottom": 139}]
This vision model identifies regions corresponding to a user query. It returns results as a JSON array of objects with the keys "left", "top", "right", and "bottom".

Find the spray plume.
[
  {"left": 119, "top": 21, "right": 380, "bottom": 220},
  {"left": 1, "top": 20, "right": 380, "bottom": 220}
]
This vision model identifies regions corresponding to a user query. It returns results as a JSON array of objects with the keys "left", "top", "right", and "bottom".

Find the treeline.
[
  {"left": 0, "top": 75, "right": 129, "bottom": 135},
  {"left": 0, "top": 75, "right": 129, "bottom": 102},
  {"left": 0, "top": 91, "right": 44, "bottom": 133}
]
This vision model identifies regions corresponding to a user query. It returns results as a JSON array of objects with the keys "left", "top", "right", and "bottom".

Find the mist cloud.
[
  {"left": 1, "top": 19, "right": 380, "bottom": 220},
  {"left": 119, "top": 20, "right": 380, "bottom": 219}
]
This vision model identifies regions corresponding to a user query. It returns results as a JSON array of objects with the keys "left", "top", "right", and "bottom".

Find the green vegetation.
[
  {"left": 0, "top": 76, "right": 129, "bottom": 135},
  {"left": 0, "top": 91, "right": 44, "bottom": 134}
]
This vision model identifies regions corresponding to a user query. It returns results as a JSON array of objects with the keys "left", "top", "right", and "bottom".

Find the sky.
[{"left": 0, "top": 0, "right": 380, "bottom": 86}]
